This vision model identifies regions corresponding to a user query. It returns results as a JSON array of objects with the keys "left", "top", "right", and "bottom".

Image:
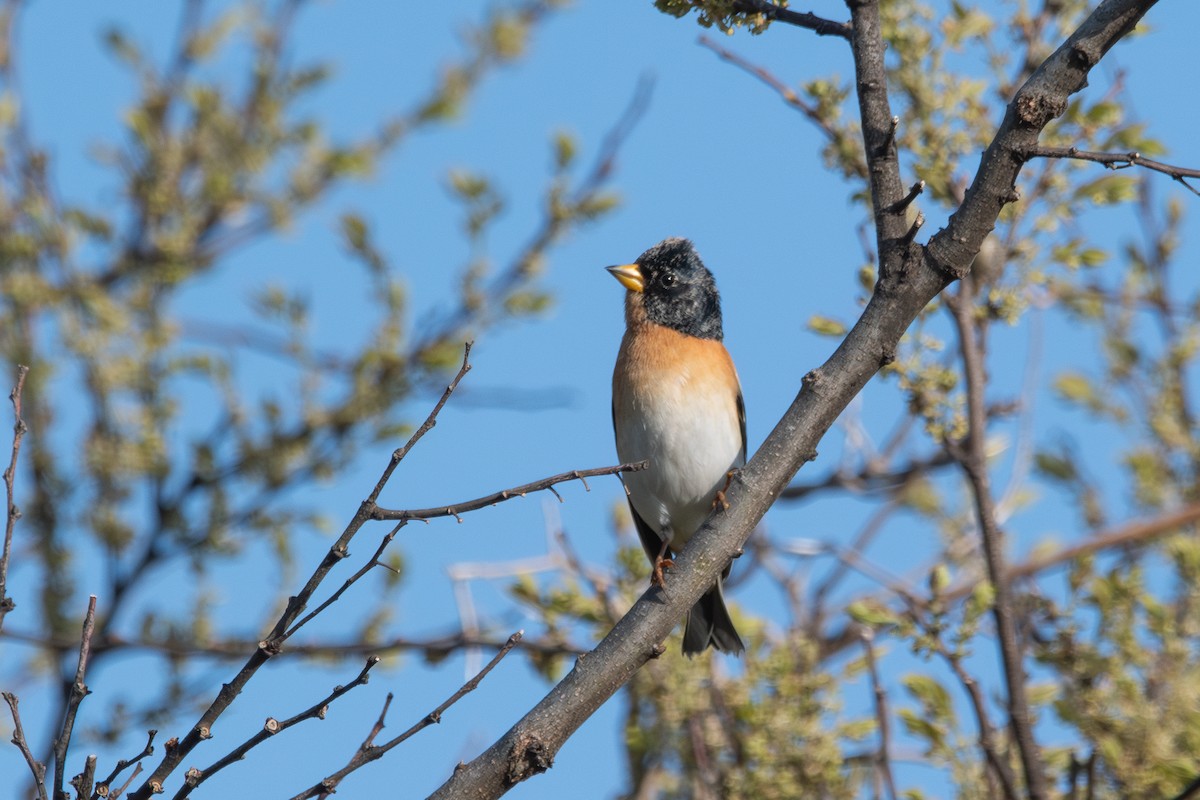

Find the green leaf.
[
  {"left": 847, "top": 601, "right": 900, "bottom": 628},
  {"left": 807, "top": 315, "right": 847, "bottom": 337}
]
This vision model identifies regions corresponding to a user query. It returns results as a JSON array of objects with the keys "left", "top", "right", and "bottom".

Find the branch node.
[
  {"left": 887, "top": 179, "right": 925, "bottom": 213},
  {"left": 901, "top": 211, "right": 925, "bottom": 246}
]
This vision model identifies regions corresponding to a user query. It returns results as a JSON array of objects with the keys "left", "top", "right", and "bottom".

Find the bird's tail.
[{"left": 682, "top": 579, "right": 744, "bottom": 656}]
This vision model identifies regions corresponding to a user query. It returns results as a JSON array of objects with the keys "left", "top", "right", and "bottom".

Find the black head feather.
[{"left": 634, "top": 238, "right": 724, "bottom": 340}]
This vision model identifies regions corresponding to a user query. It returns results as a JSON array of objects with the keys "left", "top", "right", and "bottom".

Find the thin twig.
[
  {"left": 887, "top": 180, "right": 926, "bottom": 213},
  {"left": 780, "top": 449, "right": 955, "bottom": 501},
  {"left": 860, "top": 630, "right": 897, "bottom": 800},
  {"left": 131, "top": 346, "right": 474, "bottom": 799},
  {"left": 283, "top": 526, "right": 405, "bottom": 640},
  {"left": 3, "top": 627, "right": 585, "bottom": 663},
  {"left": 697, "top": 35, "right": 866, "bottom": 179},
  {"left": 111, "top": 763, "right": 144, "bottom": 799},
  {"left": 938, "top": 639, "right": 1021, "bottom": 800},
  {"left": 372, "top": 461, "right": 647, "bottom": 522},
  {"left": 2, "top": 691, "right": 48, "bottom": 800},
  {"left": 53, "top": 595, "right": 98, "bottom": 798},
  {"left": 1022, "top": 145, "right": 1200, "bottom": 196},
  {"left": 0, "top": 363, "right": 30, "bottom": 633},
  {"left": 286, "top": 632, "right": 524, "bottom": 800},
  {"left": 94, "top": 729, "right": 157, "bottom": 798},
  {"left": 173, "top": 657, "right": 382, "bottom": 798},
  {"left": 367, "top": 344, "right": 473, "bottom": 504},
  {"left": 72, "top": 753, "right": 98, "bottom": 799},
  {"left": 732, "top": 0, "right": 851, "bottom": 38}
]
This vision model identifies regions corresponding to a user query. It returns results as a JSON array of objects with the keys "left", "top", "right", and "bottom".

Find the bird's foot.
[
  {"left": 711, "top": 470, "right": 736, "bottom": 512},
  {"left": 650, "top": 555, "right": 674, "bottom": 588}
]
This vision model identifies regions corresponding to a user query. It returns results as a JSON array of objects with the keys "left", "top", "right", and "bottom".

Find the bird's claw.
[
  {"left": 711, "top": 470, "right": 735, "bottom": 512},
  {"left": 650, "top": 555, "right": 674, "bottom": 588}
]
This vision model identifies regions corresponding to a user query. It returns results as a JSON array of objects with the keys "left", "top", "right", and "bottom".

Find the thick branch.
[
  {"left": 926, "top": 0, "right": 1159, "bottom": 277},
  {"left": 847, "top": 0, "right": 910, "bottom": 280}
]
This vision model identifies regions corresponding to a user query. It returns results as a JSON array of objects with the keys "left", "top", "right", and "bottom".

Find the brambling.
[{"left": 608, "top": 237, "right": 745, "bottom": 655}]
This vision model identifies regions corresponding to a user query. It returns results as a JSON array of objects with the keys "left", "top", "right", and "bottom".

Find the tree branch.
[
  {"left": 926, "top": 0, "right": 1159, "bottom": 277},
  {"left": 371, "top": 462, "right": 647, "bottom": 523},
  {"left": 847, "top": 0, "right": 910, "bottom": 281},
  {"left": 288, "top": 632, "right": 523, "bottom": 799},
  {"left": 697, "top": 35, "right": 867, "bottom": 178},
  {"left": 130, "top": 345, "right": 475, "bottom": 799},
  {"left": 53, "top": 595, "right": 98, "bottom": 799},
  {"left": 95, "top": 730, "right": 157, "bottom": 798},
  {"left": 2, "top": 690, "right": 47, "bottom": 800},
  {"left": 947, "top": 282, "right": 1048, "bottom": 800},
  {"left": 1022, "top": 144, "right": 1200, "bottom": 196},
  {"left": 0, "top": 363, "right": 29, "bottom": 634},
  {"left": 860, "top": 630, "right": 897, "bottom": 800},
  {"left": 174, "top": 656, "right": 381, "bottom": 798},
  {"left": 732, "top": 0, "right": 851, "bottom": 38}
]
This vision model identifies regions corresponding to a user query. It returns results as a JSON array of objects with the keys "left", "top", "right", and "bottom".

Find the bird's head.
[{"left": 606, "top": 237, "right": 724, "bottom": 340}]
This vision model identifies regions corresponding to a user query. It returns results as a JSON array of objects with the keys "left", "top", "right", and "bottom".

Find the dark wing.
[{"left": 736, "top": 390, "right": 747, "bottom": 464}]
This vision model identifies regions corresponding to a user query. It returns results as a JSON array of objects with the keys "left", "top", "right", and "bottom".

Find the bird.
[{"left": 608, "top": 237, "right": 745, "bottom": 656}]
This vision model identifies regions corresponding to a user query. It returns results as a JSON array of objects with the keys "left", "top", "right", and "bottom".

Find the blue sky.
[{"left": 3, "top": 1, "right": 1200, "bottom": 797}]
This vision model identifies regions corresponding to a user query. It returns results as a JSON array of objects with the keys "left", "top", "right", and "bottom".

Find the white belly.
[{"left": 615, "top": 364, "right": 743, "bottom": 551}]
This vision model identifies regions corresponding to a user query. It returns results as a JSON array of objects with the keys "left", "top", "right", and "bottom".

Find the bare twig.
[
  {"left": 887, "top": 180, "right": 926, "bottom": 213},
  {"left": 130, "top": 346, "right": 474, "bottom": 799},
  {"left": 732, "top": 0, "right": 851, "bottom": 38},
  {"left": 95, "top": 730, "right": 157, "bottom": 798},
  {"left": 937, "top": 639, "right": 1021, "bottom": 800},
  {"left": 372, "top": 461, "right": 647, "bottom": 522},
  {"left": 780, "top": 449, "right": 955, "bottom": 501},
  {"left": 946, "top": 281, "right": 1048, "bottom": 800},
  {"left": 2, "top": 691, "right": 48, "bottom": 800},
  {"left": 1022, "top": 145, "right": 1200, "bottom": 196},
  {"left": 71, "top": 753, "right": 97, "bottom": 799},
  {"left": 367, "top": 344, "right": 474, "bottom": 504},
  {"left": 697, "top": 35, "right": 866, "bottom": 179},
  {"left": 174, "top": 657, "right": 382, "bottom": 798},
  {"left": 2, "top": 627, "right": 585, "bottom": 663},
  {"left": 283, "top": 526, "right": 406, "bottom": 640},
  {"left": 287, "top": 632, "right": 524, "bottom": 800},
  {"left": 53, "top": 595, "right": 98, "bottom": 798},
  {"left": 0, "top": 363, "right": 30, "bottom": 633},
  {"left": 847, "top": 0, "right": 909, "bottom": 281},
  {"left": 948, "top": 500, "right": 1200, "bottom": 604},
  {"left": 111, "top": 763, "right": 144, "bottom": 799},
  {"left": 860, "top": 630, "right": 897, "bottom": 800}
]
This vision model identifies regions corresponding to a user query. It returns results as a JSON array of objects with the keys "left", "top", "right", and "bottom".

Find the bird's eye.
[{"left": 660, "top": 273, "right": 677, "bottom": 288}]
